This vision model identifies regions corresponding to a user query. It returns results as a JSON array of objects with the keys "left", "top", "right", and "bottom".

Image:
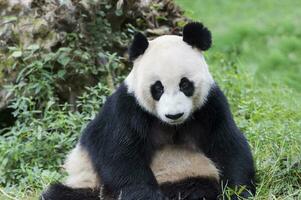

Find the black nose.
[{"left": 165, "top": 113, "right": 184, "bottom": 120}]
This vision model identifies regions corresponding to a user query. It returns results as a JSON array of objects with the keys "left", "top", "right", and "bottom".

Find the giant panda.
[{"left": 41, "top": 22, "right": 256, "bottom": 200}]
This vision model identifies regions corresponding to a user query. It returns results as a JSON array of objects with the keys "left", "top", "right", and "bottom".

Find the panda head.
[{"left": 126, "top": 22, "right": 214, "bottom": 125}]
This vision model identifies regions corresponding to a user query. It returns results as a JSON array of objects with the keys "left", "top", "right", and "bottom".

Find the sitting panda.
[{"left": 41, "top": 22, "right": 256, "bottom": 200}]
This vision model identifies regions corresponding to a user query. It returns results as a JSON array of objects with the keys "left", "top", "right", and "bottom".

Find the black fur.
[
  {"left": 193, "top": 86, "right": 256, "bottom": 199},
  {"left": 179, "top": 77, "right": 195, "bottom": 97},
  {"left": 183, "top": 22, "right": 212, "bottom": 51},
  {"left": 128, "top": 32, "right": 149, "bottom": 61},
  {"left": 79, "top": 84, "right": 163, "bottom": 199},
  {"left": 151, "top": 80, "right": 164, "bottom": 101},
  {"left": 42, "top": 83, "right": 255, "bottom": 199},
  {"left": 161, "top": 177, "right": 219, "bottom": 200},
  {"left": 40, "top": 183, "right": 101, "bottom": 200}
]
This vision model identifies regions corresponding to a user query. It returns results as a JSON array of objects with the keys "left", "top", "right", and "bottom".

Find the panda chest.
[
  {"left": 149, "top": 120, "right": 199, "bottom": 150},
  {"left": 149, "top": 121, "right": 219, "bottom": 184}
]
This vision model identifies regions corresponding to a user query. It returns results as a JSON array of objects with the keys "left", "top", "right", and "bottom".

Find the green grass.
[
  {"left": 176, "top": 0, "right": 301, "bottom": 93},
  {"left": 176, "top": 0, "right": 301, "bottom": 199}
]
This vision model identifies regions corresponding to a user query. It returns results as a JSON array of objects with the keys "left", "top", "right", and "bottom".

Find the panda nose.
[{"left": 165, "top": 113, "right": 184, "bottom": 120}]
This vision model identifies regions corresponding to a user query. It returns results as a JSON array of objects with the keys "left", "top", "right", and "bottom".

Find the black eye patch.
[
  {"left": 179, "top": 77, "right": 194, "bottom": 97},
  {"left": 150, "top": 81, "right": 164, "bottom": 101}
]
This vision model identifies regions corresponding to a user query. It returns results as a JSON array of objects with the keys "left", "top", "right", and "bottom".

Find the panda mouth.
[
  {"left": 159, "top": 112, "right": 190, "bottom": 125},
  {"left": 168, "top": 121, "right": 182, "bottom": 125},
  {"left": 164, "top": 118, "right": 185, "bottom": 125}
]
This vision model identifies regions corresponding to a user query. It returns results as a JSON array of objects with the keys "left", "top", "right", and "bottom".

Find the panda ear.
[
  {"left": 183, "top": 22, "right": 212, "bottom": 51},
  {"left": 128, "top": 32, "right": 149, "bottom": 61}
]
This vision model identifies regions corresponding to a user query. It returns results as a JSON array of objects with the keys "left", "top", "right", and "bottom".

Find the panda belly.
[
  {"left": 64, "top": 145, "right": 220, "bottom": 199},
  {"left": 152, "top": 146, "right": 220, "bottom": 200}
]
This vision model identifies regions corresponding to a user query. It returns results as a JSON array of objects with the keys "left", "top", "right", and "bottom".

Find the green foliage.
[
  {"left": 0, "top": 9, "right": 122, "bottom": 197},
  {"left": 209, "top": 52, "right": 301, "bottom": 199},
  {"left": 1, "top": 42, "right": 113, "bottom": 192},
  {"left": 176, "top": 0, "right": 301, "bottom": 94}
]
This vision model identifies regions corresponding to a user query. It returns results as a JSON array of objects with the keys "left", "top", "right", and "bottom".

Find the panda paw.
[
  {"left": 160, "top": 177, "right": 219, "bottom": 200},
  {"left": 120, "top": 185, "right": 168, "bottom": 200}
]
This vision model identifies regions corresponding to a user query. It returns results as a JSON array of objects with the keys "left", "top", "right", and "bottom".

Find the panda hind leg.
[
  {"left": 40, "top": 183, "right": 102, "bottom": 200},
  {"left": 160, "top": 177, "right": 220, "bottom": 200}
]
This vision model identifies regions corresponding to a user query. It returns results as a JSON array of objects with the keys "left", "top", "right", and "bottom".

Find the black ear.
[
  {"left": 183, "top": 22, "right": 212, "bottom": 51},
  {"left": 128, "top": 32, "right": 149, "bottom": 61}
]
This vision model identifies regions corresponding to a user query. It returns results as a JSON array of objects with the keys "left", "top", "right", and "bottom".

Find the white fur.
[
  {"left": 151, "top": 146, "right": 219, "bottom": 184},
  {"left": 64, "top": 144, "right": 99, "bottom": 189},
  {"left": 64, "top": 144, "right": 219, "bottom": 188},
  {"left": 125, "top": 35, "right": 214, "bottom": 124},
  {"left": 158, "top": 92, "right": 192, "bottom": 124}
]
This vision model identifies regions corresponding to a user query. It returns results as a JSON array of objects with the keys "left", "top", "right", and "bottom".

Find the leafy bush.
[
  {"left": 1, "top": 1, "right": 127, "bottom": 195},
  {"left": 1, "top": 42, "right": 114, "bottom": 190}
]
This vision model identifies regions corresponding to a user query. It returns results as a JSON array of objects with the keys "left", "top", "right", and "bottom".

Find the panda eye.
[
  {"left": 151, "top": 81, "right": 164, "bottom": 101},
  {"left": 179, "top": 77, "right": 194, "bottom": 97}
]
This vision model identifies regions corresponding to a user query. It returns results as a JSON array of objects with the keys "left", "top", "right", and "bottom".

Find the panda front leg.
[
  {"left": 96, "top": 156, "right": 167, "bottom": 200},
  {"left": 208, "top": 132, "right": 256, "bottom": 199},
  {"left": 80, "top": 125, "right": 167, "bottom": 199}
]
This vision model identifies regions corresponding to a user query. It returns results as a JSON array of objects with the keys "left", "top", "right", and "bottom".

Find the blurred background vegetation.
[
  {"left": 0, "top": 0, "right": 300, "bottom": 199},
  {"left": 176, "top": 0, "right": 301, "bottom": 94}
]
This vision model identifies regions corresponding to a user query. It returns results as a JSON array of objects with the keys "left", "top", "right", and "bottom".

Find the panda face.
[
  {"left": 126, "top": 35, "right": 214, "bottom": 125},
  {"left": 150, "top": 77, "right": 195, "bottom": 125}
]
